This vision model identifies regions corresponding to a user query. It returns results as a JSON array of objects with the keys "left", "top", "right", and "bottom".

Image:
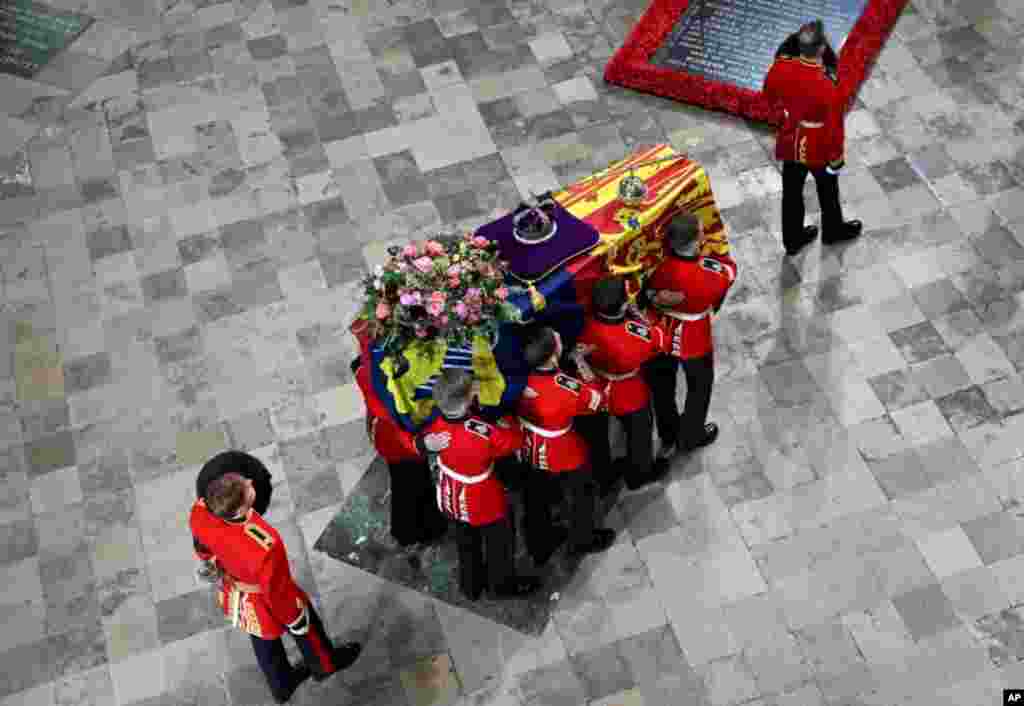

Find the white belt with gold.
[
  {"left": 437, "top": 459, "right": 494, "bottom": 484},
  {"left": 518, "top": 417, "right": 571, "bottom": 438},
  {"left": 664, "top": 307, "right": 712, "bottom": 322},
  {"left": 591, "top": 367, "right": 640, "bottom": 382}
]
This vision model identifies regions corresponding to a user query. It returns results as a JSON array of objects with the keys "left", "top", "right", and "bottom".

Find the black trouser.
[
  {"left": 782, "top": 160, "right": 845, "bottom": 250},
  {"left": 251, "top": 602, "right": 336, "bottom": 701},
  {"left": 523, "top": 466, "right": 597, "bottom": 560},
  {"left": 577, "top": 407, "right": 653, "bottom": 486},
  {"left": 453, "top": 516, "right": 515, "bottom": 599},
  {"left": 387, "top": 459, "right": 447, "bottom": 545},
  {"left": 646, "top": 353, "right": 715, "bottom": 448}
]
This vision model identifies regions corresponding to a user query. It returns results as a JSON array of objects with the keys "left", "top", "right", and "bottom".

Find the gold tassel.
[{"left": 528, "top": 283, "right": 546, "bottom": 312}]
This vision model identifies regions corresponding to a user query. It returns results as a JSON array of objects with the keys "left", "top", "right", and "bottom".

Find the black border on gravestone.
[
  {"left": 0, "top": 0, "right": 94, "bottom": 79},
  {"left": 651, "top": 0, "right": 870, "bottom": 92}
]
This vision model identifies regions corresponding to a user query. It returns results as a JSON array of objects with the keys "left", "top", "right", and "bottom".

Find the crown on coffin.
[
  {"left": 512, "top": 201, "right": 558, "bottom": 244},
  {"left": 618, "top": 173, "right": 648, "bottom": 207}
]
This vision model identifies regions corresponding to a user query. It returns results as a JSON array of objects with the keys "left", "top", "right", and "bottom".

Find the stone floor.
[{"left": 2, "top": 0, "right": 1024, "bottom": 704}]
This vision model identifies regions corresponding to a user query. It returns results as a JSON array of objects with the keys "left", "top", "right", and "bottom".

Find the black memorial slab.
[
  {"left": 651, "top": 0, "right": 869, "bottom": 92},
  {"left": 315, "top": 454, "right": 629, "bottom": 635},
  {"left": 0, "top": 0, "right": 93, "bottom": 79}
]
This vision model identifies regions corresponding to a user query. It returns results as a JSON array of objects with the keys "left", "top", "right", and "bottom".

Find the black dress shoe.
[
  {"left": 274, "top": 664, "right": 311, "bottom": 703},
  {"left": 625, "top": 461, "right": 671, "bottom": 490},
  {"left": 418, "top": 523, "right": 449, "bottom": 545},
  {"left": 568, "top": 528, "right": 616, "bottom": 556},
  {"left": 822, "top": 219, "right": 862, "bottom": 244},
  {"left": 462, "top": 585, "right": 484, "bottom": 601},
  {"left": 785, "top": 225, "right": 818, "bottom": 256},
  {"left": 312, "top": 642, "right": 362, "bottom": 681},
  {"left": 492, "top": 576, "right": 542, "bottom": 598},
  {"left": 598, "top": 478, "right": 620, "bottom": 498},
  {"left": 680, "top": 422, "right": 719, "bottom": 452},
  {"left": 530, "top": 527, "right": 568, "bottom": 566}
]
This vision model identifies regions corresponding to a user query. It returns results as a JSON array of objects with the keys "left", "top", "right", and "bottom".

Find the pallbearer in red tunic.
[
  {"left": 762, "top": 19, "right": 862, "bottom": 255},
  {"left": 421, "top": 369, "right": 541, "bottom": 601},
  {"left": 517, "top": 327, "right": 616, "bottom": 565},
  {"left": 351, "top": 354, "right": 450, "bottom": 547},
  {"left": 190, "top": 474, "right": 361, "bottom": 704},
  {"left": 574, "top": 277, "right": 673, "bottom": 492},
  {"left": 644, "top": 213, "right": 737, "bottom": 469}
]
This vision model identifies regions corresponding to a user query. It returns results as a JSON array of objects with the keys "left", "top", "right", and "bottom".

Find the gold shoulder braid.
[{"left": 243, "top": 523, "right": 274, "bottom": 551}]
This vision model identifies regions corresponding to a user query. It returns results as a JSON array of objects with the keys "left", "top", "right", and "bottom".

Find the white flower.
[{"left": 374, "top": 265, "right": 384, "bottom": 276}]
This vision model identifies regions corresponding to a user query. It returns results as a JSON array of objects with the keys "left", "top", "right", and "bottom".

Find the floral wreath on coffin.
[{"left": 359, "top": 232, "right": 522, "bottom": 356}]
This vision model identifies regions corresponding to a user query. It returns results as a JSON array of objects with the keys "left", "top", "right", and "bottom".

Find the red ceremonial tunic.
[
  {"left": 762, "top": 55, "right": 845, "bottom": 170},
  {"left": 577, "top": 316, "right": 669, "bottom": 416},
  {"left": 516, "top": 369, "right": 606, "bottom": 473},
  {"left": 423, "top": 414, "right": 523, "bottom": 527},
  {"left": 190, "top": 501, "right": 308, "bottom": 639},
  {"left": 646, "top": 252, "right": 737, "bottom": 360},
  {"left": 355, "top": 362, "right": 420, "bottom": 464}
]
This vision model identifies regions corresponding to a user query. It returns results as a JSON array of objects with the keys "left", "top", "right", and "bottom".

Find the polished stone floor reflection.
[{"left": 316, "top": 457, "right": 625, "bottom": 635}]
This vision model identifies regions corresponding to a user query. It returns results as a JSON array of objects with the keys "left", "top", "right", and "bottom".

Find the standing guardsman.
[
  {"left": 517, "top": 327, "right": 616, "bottom": 565},
  {"left": 574, "top": 277, "right": 673, "bottom": 492},
  {"left": 421, "top": 369, "right": 541, "bottom": 601},
  {"left": 644, "top": 213, "right": 737, "bottom": 470},
  {"left": 351, "top": 355, "right": 451, "bottom": 547},
  {"left": 190, "top": 474, "right": 361, "bottom": 704},
  {"left": 762, "top": 19, "right": 862, "bottom": 256}
]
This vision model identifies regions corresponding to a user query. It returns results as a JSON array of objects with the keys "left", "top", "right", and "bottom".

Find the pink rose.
[
  {"left": 414, "top": 325, "right": 428, "bottom": 338},
  {"left": 439, "top": 315, "right": 449, "bottom": 326},
  {"left": 427, "top": 300, "right": 444, "bottom": 317},
  {"left": 413, "top": 257, "right": 433, "bottom": 273},
  {"left": 399, "top": 290, "right": 419, "bottom": 307},
  {"left": 424, "top": 240, "right": 444, "bottom": 256},
  {"left": 430, "top": 290, "right": 446, "bottom": 304},
  {"left": 402, "top": 244, "right": 418, "bottom": 258},
  {"left": 466, "top": 288, "right": 482, "bottom": 301},
  {"left": 453, "top": 301, "right": 468, "bottom": 319},
  {"left": 446, "top": 264, "right": 461, "bottom": 277},
  {"left": 397, "top": 262, "right": 409, "bottom": 272},
  {"left": 448, "top": 276, "right": 460, "bottom": 288},
  {"left": 472, "top": 236, "right": 490, "bottom": 249},
  {"left": 494, "top": 286, "right": 509, "bottom": 300},
  {"left": 375, "top": 301, "right": 391, "bottom": 320}
]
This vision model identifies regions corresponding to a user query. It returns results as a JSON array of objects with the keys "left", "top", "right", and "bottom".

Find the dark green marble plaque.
[
  {"left": 315, "top": 457, "right": 625, "bottom": 635},
  {"left": 0, "top": 0, "right": 93, "bottom": 79}
]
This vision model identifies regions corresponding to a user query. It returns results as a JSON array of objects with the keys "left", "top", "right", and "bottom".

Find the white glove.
[
  {"left": 626, "top": 302, "right": 648, "bottom": 323},
  {"left": 423, "top": 432, "right": 451, "bottom": 453},
  {"left": 195, "top": 559, "right": 221, "bottom": 585},
  {"left": 571, "top": 344, "right": 596, "bottom": 382},
  {"left": 654, "top": 290, "right": 685, "bottom": 307}
]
